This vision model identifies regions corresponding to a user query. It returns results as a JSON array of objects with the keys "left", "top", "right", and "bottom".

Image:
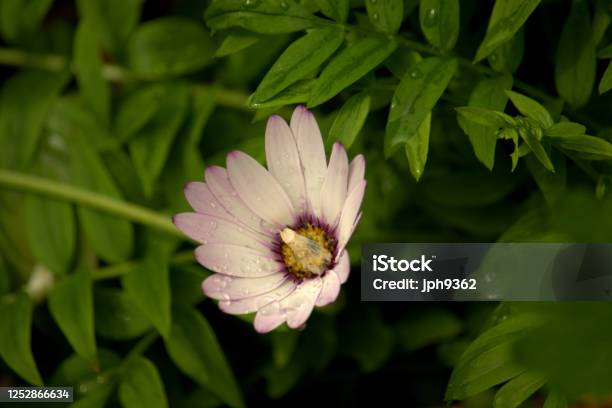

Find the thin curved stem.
[{"left": 0, "top": 169, "right": 181, "bottom": 237}]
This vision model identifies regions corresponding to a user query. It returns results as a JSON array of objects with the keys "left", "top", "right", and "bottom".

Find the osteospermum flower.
[{"left": 173, "top": 106, "right": 366, "bottom": 333}]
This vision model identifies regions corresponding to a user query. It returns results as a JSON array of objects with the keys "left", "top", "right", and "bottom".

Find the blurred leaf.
[
  {"left": 553, "top": 189, "right": 612, "bottom": 241},
  {"left": 119, "top": 356, "right": 168, "bottom": 408},
  {"left": 493, "top": 371, "right": 547, "bottom": 408},
  {"left": 129, "top": 83, "right": 189, "bottom": 197},
  {"left": 366, "top": 0, "right": 404, "bottom": 33},
  {"left": 405, "top": 111, "right": 431, "bottom": 180},
  {"left": 49, "top": 268, "right": 96, "bottom": 362},
  {"left": 164, "top": 305, "right": 244, "bottom": 408},
  {"left": 51, "top": 349, "right": 120, "bottom": 386},
  {"left": 314, "top": 0, "right": 349, "bottom": 22},
  {"left": 93, "top": 287, "right": 151, "bottom": 340},
  {"left": 385, "top": 57, "right": 456, "bottom": 154},
  {"left": 25, "top": 194, "right": 75, "bottom": 275},
  {"left": 397, "top": 307, "right": 462, "bottom": 352},
  {"left": 488, "top": 28, "right": 524, "bottom": 73},
  {"left": 269, "top": 330, "right": 299, "bottom": 368},
  {"left": 0, "top": 292, "right": 42, "bottom": 385},
  {"left": 0, "top": 0, "right": 52, "bottom": 44},
  {"left": 419, "top": 0, "right": 459, "bottom": 51},
  {"left": 215, "top": 29, "right": 262, "bottom": 57},
  {"left": 445, "top": 314, "right": 543, "bottom": 400},
  {"left": 122, "top": 253, "right": 171, "bottom": 337},
  {"left": 0, "top": 256, "right": 9, "bottom": 294},
  {"left": 205, "top": 0, "right": 322, "bottom": 34},
  {"left": 309, "top": 37, "right": 398, "bottom": 107},
  {"left": 552, "top": 134, "right": 612, "bottom": 160},
  {"left": 555, "top": 0, "right": 596, "bottom": 108},
  {"left": 115, "top": 85, "right": 164, "bottom": 143},
  {"left": 327, "top": 92, "right": 371, "bottom": 148},
  {"left": 505, "top": 91, "right": 553, "bottom": 128},
  {"left": 526, "top": 150, "right": 565, "bottom": 204},
  {"left": 76, "top": 0, "right": 142, "bottom": 57},
  {"left": 71, "top": 382, "right": 116, "bottom": 408},
  {"left": 474, "top": 0, "right": 540, "bottom": 62},
  {"left": 252, "top": 28, "right": 344, "bottom": 104},
  {"left": 544, "top": 121, "right": 586, "bottom": 137},
  {"left": 170, "top": 264, "right": 208, "bottom": 306},
  {"left": 74, "top": 19, "right": 110, "bottom": 124},
  {"left": 544, "top": 392, "right": 568, "bottom": 408},
  {"left": 458, "top": 75, "right": 513, "bottom": 170},
  {"left": 68, "top": 141, "right": 133, "bottom": 262},
  {"left": 128, "top": 17, "right": 214, "bottom": 78},
  {"left": 0, "top": 70, "right": 68, "bottom": 169},
  {"left": 599, "top": 60, "right": 612, "bottom": 94}
]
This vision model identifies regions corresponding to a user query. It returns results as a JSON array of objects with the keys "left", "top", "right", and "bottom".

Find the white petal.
[
  {"left": 333, "top": 250, "right": 350, "bottom": 284},
  {"left": 195, "top": 244, "right": 281, "bottom": 277},
  {"left": 265, "top": 115, "right": 307, "bottom": 213},
  {"left": 315, "top": 270, "right": 341, "bottom": 307},
  {"left": 348, "top": 154, "right": 365, "bottom": 194},
  {"left": 202, "top": 272, "right": 288, "bottom": 301},
  {"left": 283, "top": 278, "right": 323, "bottom": 328},
  {"left": 218, "top": 279, "right": 296, "bottom": 315},
  {"left": 227, "top": 151, "right": 295, "bottom": 227},
  {"left": 205, "top": 166, "right": 270, "bottom": 235},
  {"left": 254, "top": 300, "right": 288, "bottom": 333},
  {"left": 290, "top": 106, "right": 327, "bottom": 216},
  {"left": 319, "top": 143, "right": 348, "bottom": 226},
  {"left": 173, "top": 213, "right": 268, "bottom": 251},
  {"left": 184, "top": 182, "right": 231, "bottom": 219},
  {"left": 336, "top": 180, "right": 366, "bottom": 252}
]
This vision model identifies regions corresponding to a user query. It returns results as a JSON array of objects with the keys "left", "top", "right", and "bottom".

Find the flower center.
[{"left": 280, "top": 225, "right": 333, "bottom": 279}]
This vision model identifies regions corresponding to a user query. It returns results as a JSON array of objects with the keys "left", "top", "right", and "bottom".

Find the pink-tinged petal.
[
  {"left": 219, "top": 279, "right": 296, "bottom": 315},
  {"left": 265, "top": 116, "right": 307, "bottom": 213},
  {"left": 195, "top": 244, "right": 282, "bottom": 277},
  {"left": 319, "top": 143, "right": 349, "bottom": 226},
  {"left": 203, "top": 272, "right": 288, "bottom": 301},
  {"left": 227, "top": 151, "right": 295, "bottom": 227},
  {"left": 184, "top": 182, "right": 231, "bottom": 219},
  {"left": 348, "top": 154, "right": 365, "bottom": 193},
  {"left": 290, "top": 106, "right": 327, "bottom": 216},
  {"left": 315, "top": 270, "right": 341, "bottom": 307},
  {"left": 205, "top": 166, "right": 271, "bottom": 235},
  {"left": 284, "top": 278, "right": 323, "bottom": 328},
  {"left": 173, "top": 213, "right": 268, "bottom": 251},
  {"left": 334, "top": 250, "right": 350, "bottom": 284},
  {"left": 336, "top": 180, "right": 366, "bottom": 252},
  {"left": 254, "top": 300, "right": 287, "bottom": 333}
]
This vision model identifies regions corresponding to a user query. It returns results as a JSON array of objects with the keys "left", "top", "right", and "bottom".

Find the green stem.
[
  {"left": 94, "top": 250, "right": 195, "bottom": 281},
  {"left": 0, "top": 169, "right": 181, "bottom": 237}
]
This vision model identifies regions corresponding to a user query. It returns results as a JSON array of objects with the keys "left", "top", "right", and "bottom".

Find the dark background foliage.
[{"left": 1, "top": 0, "right": 612, "bottom": 407}]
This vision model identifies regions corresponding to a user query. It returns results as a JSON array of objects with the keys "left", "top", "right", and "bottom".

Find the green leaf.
[
  {"left": 599, "top": 60, "right": 612, "bottom": 94},
  {"left": 119, "top": 357, "right": 168, "bottom": 408},
  {"left": 519, "top": 128, "right": 554, "bottom": 172},
  {"left": 488, "top": 28, "right": 524, "bottom": 73},
  {"left": 385, "top": 57, "right": 457, "bottom": 154},
  {"left": 205, "top": 0, "right": 322, "bottom": 34},
  {"left": 505, "top": 90, "right": 553, "bottom": 128},
  {"left": 309, "top": 37, "right": 398, "bottom": 107},
  {"left": 419, "top": 0, "right": 459, "bottom": 51},
  {"left": 544, "top": 121, "right": 586, "bottom": 137},
  {"left": 115, "top": 85, "right": 165, "bottom": 142},
  {"left": 129, "top": 83, "right": 189, "bottom": 197},
  {"left": 215, "top": 29, "right": 262, "bottom": 57},
  {"left": 445, "top": 314, "right": 543, "bottom": 401},
  {"left": 552, "top": 134, "right": 612, "bottom": 160},
  {"left": 170, "top": 264, "right": 209, "bottom": 306},
  {"left": 248, "top": 79, "right": 313, "bottom": 109},
  {"left": 327, "top": 93, "right": 371, "bottom": 148},
  {"left": 25, "top": 194, "right": 75, "bottom": 275},
  {"left": 252, "top": 28, "right": 344, "bottom": 103},
  {"left": 397, "top": 307, "right": 462, "bottom": 352},
  {"left": 0, "top": 70, "right": 67, "bottom": 170},
  {"left": 598, "top": 43, "right": 612, "bottom": 58},
  {"left": 456, "top": 106, "right": 514, "bottom": 128},
  {"left": 122, "top": 253, "right": 171, "bottom": 337},
  {"left": 48, "top": 268, "right": 97, "bottom": 361},
  {"left": 128, "top": 17, "right": 214, "bottom": 78},
  {"left": 74, "top": 19, "right": 110, "bottom": 124},
  {"left": 0, "top": 0, "right": 52, "bottom": 44},
  {"left": 0, "top": 292, "right": 42, "bottom": 385},
  {"left": 555, "top": 0, "right": 596, "bottom": 108},
  {"left": 405, "top": 111, "right": 431, "bottom": 181},
  {"left": 68, "top": 141, "right": 133, "bottom": 262},
  {"left": 458, "top": 75, "right": 513, "bottom": 170},
  {"left": 493, "top": 371, "right": 547, "bottom": 408},
  {"left": 93, "top": 288, "right": 152, "bottom": 340},
  {"left": 164, "top": 305, "right": 244, "bottom": 408},
  {"left": 366, "top": 0, "right": 404, "bottom": 33},
  {"left": 474, "top": 0, "right": 540, "bottom": 62},
  {"left": 526, "top": 151, "right": 566, "bottom": 204},
  {"left": 314, "top": 0, "right": 349, "bottom": 23},
  {"left": 544, "top": 392, "right": 568, "bottom": 408}
]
